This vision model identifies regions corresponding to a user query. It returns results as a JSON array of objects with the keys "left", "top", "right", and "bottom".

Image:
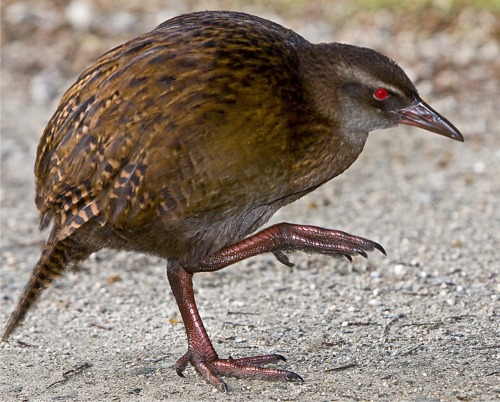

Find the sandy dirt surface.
[{"left": 1, "top": 1, "right": 499, "bottom": 401}]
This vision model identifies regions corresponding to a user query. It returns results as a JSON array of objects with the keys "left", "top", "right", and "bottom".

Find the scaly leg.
[{"left": 167, "top": 261, "right": 302, "bottom": 392}]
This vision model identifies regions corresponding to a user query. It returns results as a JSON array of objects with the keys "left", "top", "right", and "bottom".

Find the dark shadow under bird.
[{"left": 2, "top": 11, "right": 463, "bottom": 392}]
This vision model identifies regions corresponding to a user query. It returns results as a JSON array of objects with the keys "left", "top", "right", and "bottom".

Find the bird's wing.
[{"left": 35, "top": 34, "right": 182, "bottom": 239}]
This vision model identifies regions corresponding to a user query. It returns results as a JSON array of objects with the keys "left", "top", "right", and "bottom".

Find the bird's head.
[{"left": 302, "top": 43, "right": 463, "bottom": 142}]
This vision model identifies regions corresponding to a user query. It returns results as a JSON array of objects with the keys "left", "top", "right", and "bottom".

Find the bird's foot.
[
  {"left": 175, "top": 350, "right": 303, "bottom": 392},
  {"left": 196, "top": 223, "right": 386, "bottom": 272},
  {"left": 271, "top": 223, "right": 386, "bottom": 263}
]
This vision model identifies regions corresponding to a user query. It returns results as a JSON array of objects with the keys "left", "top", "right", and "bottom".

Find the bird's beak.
[{"left": 396, "top": 98, "right": 464, "bottom": 142}]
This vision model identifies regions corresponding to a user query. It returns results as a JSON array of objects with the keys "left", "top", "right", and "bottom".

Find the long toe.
[
  {"left": 229, "top": 353, "right": 287, "bottom": 366},
  {"left": 212, "top": 358, "right": 302, "bottom": 382}
]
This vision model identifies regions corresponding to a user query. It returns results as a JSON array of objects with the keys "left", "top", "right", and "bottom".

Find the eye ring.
[{"left": 374, "top": 87, "right": 389, "bottom": 100}]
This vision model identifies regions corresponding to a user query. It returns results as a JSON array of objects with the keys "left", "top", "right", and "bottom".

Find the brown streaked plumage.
[{"left": 3, "top": 11, "right": 463, "bottom": 392}]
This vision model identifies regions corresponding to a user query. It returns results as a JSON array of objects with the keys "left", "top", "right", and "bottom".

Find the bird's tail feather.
[{"left": 2, "top": 236, "right": 88, "bottom": 341}]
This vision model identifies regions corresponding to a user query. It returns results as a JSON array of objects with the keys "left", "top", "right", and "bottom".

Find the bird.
[{"left": 2, "top": 10, "right": 463, "bottom": 392}]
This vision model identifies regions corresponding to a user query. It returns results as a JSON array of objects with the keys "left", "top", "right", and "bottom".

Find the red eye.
[{"left": 374, "top": 88, "right": 389, "bottom": 100}]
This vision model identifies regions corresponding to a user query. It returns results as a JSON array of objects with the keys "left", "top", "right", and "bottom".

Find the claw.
[
  {"left": 273, "top": 251, "right": 294, "bottom": 267},
  {"left": 343, "top": 254, "right": 353, "bottom": 263},
  {"left": 274, "top": 354, "right": 287, "bottom": 362},
  {"left": 357, "top": 248, "right": 368, "bottom": 259},
  {"left": 372, "top": 241, "right": 387, "bottom": 255},
  {"left": 286, "top": 372, "right": 304, "bottom": 382},
  {"left": 218, "top": 382, "right": 229, "bottom": 393}
]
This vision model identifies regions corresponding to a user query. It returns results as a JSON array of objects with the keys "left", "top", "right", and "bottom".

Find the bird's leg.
[
  {"left": 193, "top": 222, "right": 386, "bottom": 272},
  {"left": 168, "top": 224, "right": 384, "bottom": 391},
  {"left": 167, "top": 260, "right": 302, "bottom": 392}
]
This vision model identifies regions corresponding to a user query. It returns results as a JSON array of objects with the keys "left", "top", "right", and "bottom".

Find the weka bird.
[{"left": 3, "top": 11, "right": 463, "bottom": 392}]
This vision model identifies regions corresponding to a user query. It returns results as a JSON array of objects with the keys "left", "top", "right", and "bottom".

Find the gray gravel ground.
[{"left": 1, "top": 1, "right": 499, "bottom": 401}]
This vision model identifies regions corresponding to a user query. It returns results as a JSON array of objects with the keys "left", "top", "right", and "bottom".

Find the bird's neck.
[
  {"left": 286, "top": 44, "right": 369, "bottom": 193},
  {"left": 283, "top": 115, "right": 368, "bottom": 201},
  {"left": 296, "top": 43, "right": 345, "bottom": 122}
]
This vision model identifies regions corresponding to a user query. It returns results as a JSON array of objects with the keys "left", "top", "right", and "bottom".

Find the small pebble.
[
  {"left": 65, "top": 0, "right": 94, "bottom": 31},
  {"left": 434, "top": 277, "right": 454, "bottom": 286},
  {"left": 472, "top": 161, "right": 485, "bottom": 174},
  {"left": 160, "top": 362, "right": 175, "bottom": 369},
  {"left": 394, "top": 264, "right": 407, "bottom": 277},
  {"left": 130, "top": 366, "right": 156, "bottom": 376}
]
